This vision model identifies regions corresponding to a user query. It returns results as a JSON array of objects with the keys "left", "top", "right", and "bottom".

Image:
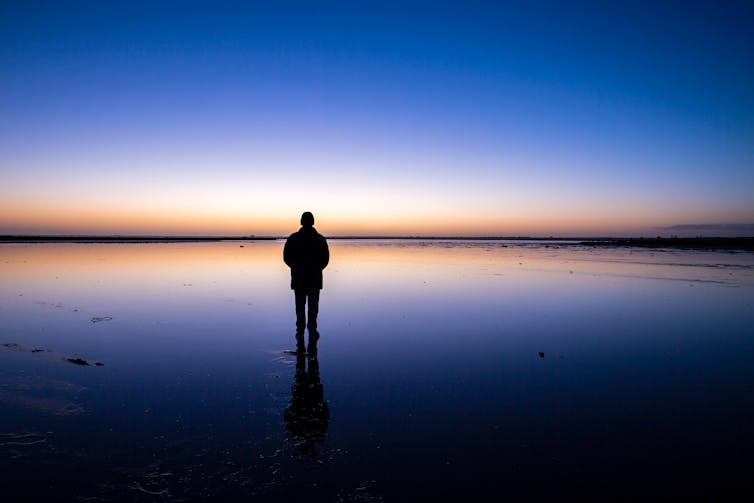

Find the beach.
[{"left": 1, "top": 240, "right": 753, "bottom": 500}]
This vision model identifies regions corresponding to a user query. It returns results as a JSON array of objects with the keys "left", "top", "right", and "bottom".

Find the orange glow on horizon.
[
  {"left": 1, "top": 198, "right": 747, "bottom": 237},
  {"left": 0, "top": 210, "right": 661, "bottom": 238}
]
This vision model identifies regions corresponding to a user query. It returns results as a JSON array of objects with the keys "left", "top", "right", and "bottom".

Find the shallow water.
[{"left": 1, "top": 240, "right": 753, "bottom": 500}]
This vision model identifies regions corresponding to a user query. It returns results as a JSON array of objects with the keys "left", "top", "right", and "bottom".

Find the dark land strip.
[
  {"left": 0, "top": 235, "right": 276, "bottom": 243},
  {"left": 577, "top": 237, "right": 754, "bottom": 251}
]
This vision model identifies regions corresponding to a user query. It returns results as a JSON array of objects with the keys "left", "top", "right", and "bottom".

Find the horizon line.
[{"left": 2, "top": 234, "right": 754, "bottom": 242}]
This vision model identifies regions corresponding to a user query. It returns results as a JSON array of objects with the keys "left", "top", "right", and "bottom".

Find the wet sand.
[{"left": 1, "top": 240, "right": 753, "bottom": 500}]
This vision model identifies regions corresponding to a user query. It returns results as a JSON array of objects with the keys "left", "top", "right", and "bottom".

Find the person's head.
[{"left": 300, "top": 211, "right": 315, "bottom": 227}]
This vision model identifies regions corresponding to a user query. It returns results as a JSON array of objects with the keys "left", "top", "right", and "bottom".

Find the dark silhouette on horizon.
[
  {"left": 283, "top": 211, "right": 329, "bottom": 353},
  {"left": 284, "top": 339, "right": 329, "bottom": 462}
]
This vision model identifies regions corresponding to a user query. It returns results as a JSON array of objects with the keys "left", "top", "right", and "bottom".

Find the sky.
[{"left": 1, "top": 0, "right": 753, "bottom": 237}]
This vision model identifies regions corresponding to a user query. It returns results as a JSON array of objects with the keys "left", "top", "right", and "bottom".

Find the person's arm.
[
  {"left": 320, "top": 238, "right": 329, "bottom": 270},
  {"left": 283, "top": 237, "right": 294, "bottom": 267}
]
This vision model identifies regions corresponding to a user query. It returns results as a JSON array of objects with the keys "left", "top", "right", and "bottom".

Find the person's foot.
[
  {"left": 307, "top": 331, "right": 319, "bottom": 356},
  {"left": 295, "top": 334, "right": 306, "bottom": 354}
]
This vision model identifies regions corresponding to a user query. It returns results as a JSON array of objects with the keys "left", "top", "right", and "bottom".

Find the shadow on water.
[{"left": 284, "top": 338, "right": 330, "bottom": 463}]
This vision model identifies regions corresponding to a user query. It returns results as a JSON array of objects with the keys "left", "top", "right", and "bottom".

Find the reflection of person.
[
  {"left": 284, "top": 341, "right": 329, "bottom": 461},
  {"left": 283, "top": 211, "right": 329, "bottom": 352}
]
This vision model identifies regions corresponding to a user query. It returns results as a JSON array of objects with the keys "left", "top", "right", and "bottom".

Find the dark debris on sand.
[
  {"left": 66, "top": 357, "right": 104, "bottom": 366},
  {"left": 2, "top": 342, "right": 103, "bottom": 367}
]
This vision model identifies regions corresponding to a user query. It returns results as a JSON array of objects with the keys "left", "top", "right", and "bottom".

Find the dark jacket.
[{"left": 283, "top": 226, "right": 329, "bottom": 290}]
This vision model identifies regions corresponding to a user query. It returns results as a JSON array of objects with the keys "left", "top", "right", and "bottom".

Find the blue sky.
[{"left": 1, "top": 1, "right": 752, "bottom": 235}]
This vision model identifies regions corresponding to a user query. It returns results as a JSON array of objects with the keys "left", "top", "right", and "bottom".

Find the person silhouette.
[
  {"left": 283, "top": 211, "right": 329, "bottom": 353},
  {"left": 283, "top": 339, "right": 329, "bottom": 462}
]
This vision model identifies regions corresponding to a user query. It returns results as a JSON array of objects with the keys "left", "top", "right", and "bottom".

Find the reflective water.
[{"left": 1, "top": 241, "right": 753, "bottom": 500}]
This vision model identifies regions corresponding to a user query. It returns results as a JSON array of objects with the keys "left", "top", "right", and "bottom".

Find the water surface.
[{"left": 1, "top": 240, "right": 753, "bottom": 500}]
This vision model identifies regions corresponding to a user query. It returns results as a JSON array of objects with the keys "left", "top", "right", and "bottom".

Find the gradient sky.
[{"left": 1, "top": 1, "right": 753, "bottom": 236}]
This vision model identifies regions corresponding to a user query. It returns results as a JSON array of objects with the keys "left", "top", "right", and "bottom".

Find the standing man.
[{"left": 284, "top": 211, "right": 329, "bottom": 353}]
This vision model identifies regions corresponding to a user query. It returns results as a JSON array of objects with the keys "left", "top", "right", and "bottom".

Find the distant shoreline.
[
  {"left": 576, "top": 237, "right": 754, "bottom": 251},
  {"left": 0, "top": 236, "right": 275, "bottom": 243},
  {"left": 1, "top": 235, "right": 752, "bottom": 250}
]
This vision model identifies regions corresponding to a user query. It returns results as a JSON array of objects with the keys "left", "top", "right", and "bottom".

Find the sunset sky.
[{"left": 1, "top": 1, "right": 753, "bottom": 236}]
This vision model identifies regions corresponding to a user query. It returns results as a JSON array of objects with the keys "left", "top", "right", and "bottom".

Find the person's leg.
[
  {"left": 307, "top": 288, "right": 320, "bottom": 332},
  {"left": 294, "top": 289, "right": 306, "bottom": 334},
  {"left": 306, "top": 289, "right": 320, "bottom": 355}
]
